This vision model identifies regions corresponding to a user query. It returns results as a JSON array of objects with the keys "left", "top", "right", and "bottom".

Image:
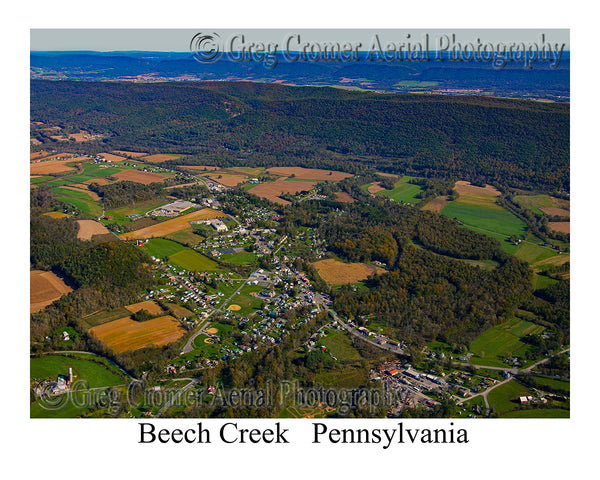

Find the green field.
[
  {"left": 220, "top": 251, "right": 257, "bottom": 266},
  {"left": 315, "top": 365, "right": 367, "bottom": 389},
  {"left": 376, "top": 176, "right": 423, "bottom": 204},
  {"left": 319, "top": 330, "right": 362, "bottom": 363},
  {"left": 501, "top": 408, "right": 569, "bottom": 418},
  {"left": 169, "top": 249, "right": 223, "bottom": 272},
  {"left": 469, "top": 317, "right": 545, "bottom": 367},
  {"left": 142, "top": 238, "right": 187, "bottom": 259},
  {"left": 441, "top": 202, "right": 527, "bottom": 238},
  {"left": 487, "top": 379, "right": 533, "bottom": 415},
  {"left": 55, "top": 194, "right": 103, "bottom": 217},
  {"left": 513, "top": 194, "right": 569, "bottom": 216},
  {"left": 513, "top": 242, "right": 557, "bottom": 265},
  {"left": 533, "top": 273, "right": 559, "bottom": 290}
]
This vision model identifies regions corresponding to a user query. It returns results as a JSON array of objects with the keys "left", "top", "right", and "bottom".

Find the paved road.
[{"left": 154, "top": 379, "right": 198, "bottom": 417}]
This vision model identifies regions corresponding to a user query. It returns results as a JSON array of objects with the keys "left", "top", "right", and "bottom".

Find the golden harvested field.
[
  {"left": 112, "top": 150, "right": 148, "bottom": 158},
  {"left": 120, "top": 208, "right": 225, "bottom": 240},
  {"left": 76, "top": 220, "right": 111, "bottom": 240},
  {"left": 111, "top": 169, "right": 169, "bottom": 185},
  {"left": 265, "top": 166, "right": 353, "bottom": 181},
  {"left": 125, "top": 300, "right": 164, "bottom": 316},
  {"left": 43, "top": 212, "right": 70, "bottom": 219},
  {"left": 533, "top": 253, "right": 570, "bottom": 270},
  {"left": 248, "top": 179, "right": 317, "bottom": 205},
  {"left": 141, "top": 154, "right": 182, "bottom": 163},
  {"left": 375, "top": 172, "right": 399, "bottom": 178},
  {"left": 89, "top": 315, "right": 185, "bottom": 354},
  {"left": 421, "top": 196, "right": 451, "bottom": 213},
  {"left": 540, "top": 207, "right": 570, "bottom": 217},
  {"left": 83, "top": 177, "right": 111, "bottom": 186},
  {"left": 209, "top": 175, "right": 248, "bottom": 187},
  {"left": 453, "top": 181, "right": 502, "bottom": 209},
  {"left": 548, "top": 221, "right": 570, "bottom": 234},
  {"left": 30, "top": 270, "right": 73, "bottom": 312},
  {"left": 49, "top": 131, "right": 94, "bottom": 143},
  {"left": 30, "top": 151, "right": 52, "bottom": 161},
  {"left": 30, "top": 156, "right": 87, "bottom": 175},
  {"left": 313, "top": 259, "right": 386, "bottom": 285},
  {"left": 367, "top": 182, "right": 386, "bottom": 194},
  {"left": 98, "top": 152, "right": 127, "bottom": 162},
  {"left": 334, "top": 192, "right": 354, "bottom": 203}
]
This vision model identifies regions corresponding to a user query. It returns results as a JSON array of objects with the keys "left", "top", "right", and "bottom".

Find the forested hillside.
[{"left": 31, "top": 80, "right": 569, "bottom": 192}]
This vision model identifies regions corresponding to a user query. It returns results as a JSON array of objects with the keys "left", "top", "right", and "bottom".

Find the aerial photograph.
[{"left": 28, "top": 28, "right": 571, "bottom": 425}]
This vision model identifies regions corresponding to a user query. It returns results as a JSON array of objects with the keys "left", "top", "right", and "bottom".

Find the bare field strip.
[
  {"left": 548, "top": 221, "right": 570, "bottom": 234},
  {"left": 112, "top": 150, "right": 148, "bottom": 158},
  {"left": 265, "top": 166, "right": 353, "bottom": 181},
  {"left": 111, "top": 170, "right": 170, "bottom": 185},
  {"left": 421, "top": 196, "right": 451, "bottom": 213},
  {"left": 125, "top": 300, "right": 164, "bottom": 316},
  {"left": 43, "top": 212, "right": 70, "bottom": 219},
  {"left": 367, "top": 182, "right": 386, "bottom": 194},
  {"left": 30, "top": 270, "right": 73, "bottom": 312},
  {"left": 334, "top": 192, "right": 354, "bottom": 203},
  {"left": 540, "top": 207, "right": 570, "bottom": 217},
  {"left": 141, "top": 154, "right": 182, "bottom": 163},
  {"left": 313, "top": 259, "right": 386, "bottom": 285},
  {"left": 89, "top": 315, "right": 185, "bottom": 354},
  {"left": 120, "top": 208, "right": 225, "bottom": 240},
  {"left": 248, "top": 179, "right": 316, "bottom": 205},
  {"left": 76, "top": 220, "right": 111, "bottom": 241}
]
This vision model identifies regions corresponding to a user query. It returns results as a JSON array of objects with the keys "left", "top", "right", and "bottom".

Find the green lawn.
[
  {"left": 500, "top": 408, "right": 569, "bottom": 418},
  {"left": 487, "top": 379, "right": 533, "bottom": 415},
  {"left": 142, "top": 238, "right": 187, "bottom": 259},
  {"left": 469, "top": 317, "right": 544, "bottom": 367}
]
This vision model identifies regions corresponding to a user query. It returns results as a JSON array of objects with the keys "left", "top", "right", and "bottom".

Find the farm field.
[
  {"left": 209, "top": 175, "right": 248, "bottom": 187},
  {"left": 141, "top": 153, "right": 183, "bottom": 163},
  {"left": 469, "top": 317, "right": 545, "bottom": 367},
  {"left": 165, "top": 303, "right": 194, "bottom": 319},
  {"left": 421, "top": 196, "right": 451, "bottom": 213},
  {"left": 248, "top": 179, "right": 317, "bottom": 205},
  {"left": 220, "top": 251, "right": 257, "bottom": 266},
  {"left": 334, "top": 192, "right": 354, "bottom": 203},
  {"left": 141, "top": 238, "right": 187, "bottom": 258},
  {"left": 376, "top": 176, "right": 423, "bottom": 204},
  {"left": 30, "top": 157, "right": 82, "bottom": 175},
  {"left": 163, "top": 226, "right": 204, "bottom": 246},
  {"left": 43, "top": 211, "right": 69, "bottom": 219},
  {"left": 110, "top": 169, "right": 170, "bottom": 185},
  {"left": 89, "top": 315, "right": 185, "bottom": 353},
  {"left": 103, "top": 198, "right": 169, "bottom": 225},
  {"left": 169, "top": 249, "right": 223, "bottom": 272},
  {"left": 264, "top": 166, "right": 353, "bottom": 182},
  {"left": 548, "top": 222, "right": 570, "bottom": 234},
  {"left": 97, "top": 152, "right": 127, "bottom": 162},
  {"left": 125, "top": 300, "right": 164, "bottom": 316},
  {"left": 313, "top": 258, "right": 386, "bottom": 285},
  {"left": 120, "top": 208, "right": 225, "bottom": 240},
  {"left": 80, "top": 307, "right": 132, "bottom": 329},
  {"left": 76, "top": 220, "right": 111, "bottom": 241},
  {"left": 112, "top": 150, "right": 148, "bottom": 158},
  {"left": 513, "top": 194, "right": 570, "bottom": 216},
  {"left": 30, "top": 270, "right": 73, "bottom": 312},
  {"left": 441, "top": 202, "right": 527, "bottom": 237}
]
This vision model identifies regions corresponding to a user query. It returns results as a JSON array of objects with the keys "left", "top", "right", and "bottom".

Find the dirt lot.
[
  {"left": 334, "top": 192, "right": 354, "bottom": 203},
  {"left": 76, "top": 220, "right": 111, "bottom": 241},
  {"left": 30, "top": 270, "right": 73, "bottom": 312},
  {"left": 540, "top": 207, "right": 570, "bottom": 218},
  {"left": 120, "top": 208, "right": 225, "bottom": 240},
  {"left": 89, "top": 315, "right": 185, "bottom": 353},
  {"left": 548, "top": 221, "right": 570, "bottom": 234},
  {"left": 125, "top": 300, "right": 165, "bottom": 316},
  {"left": 421, "top": 196, "right": 451, "bottom": 213},
  {"left": 111, "top": 170, "right": 170, "bottom": 185},
  {"left": 312, "top": 259, "right": 387, "bottom": 285},
  {"left": 265, "top": 166, "right": 353, "bottom": 181},
  {"left": 248, "top": 179, "right": 317, "bottom": 205}
]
